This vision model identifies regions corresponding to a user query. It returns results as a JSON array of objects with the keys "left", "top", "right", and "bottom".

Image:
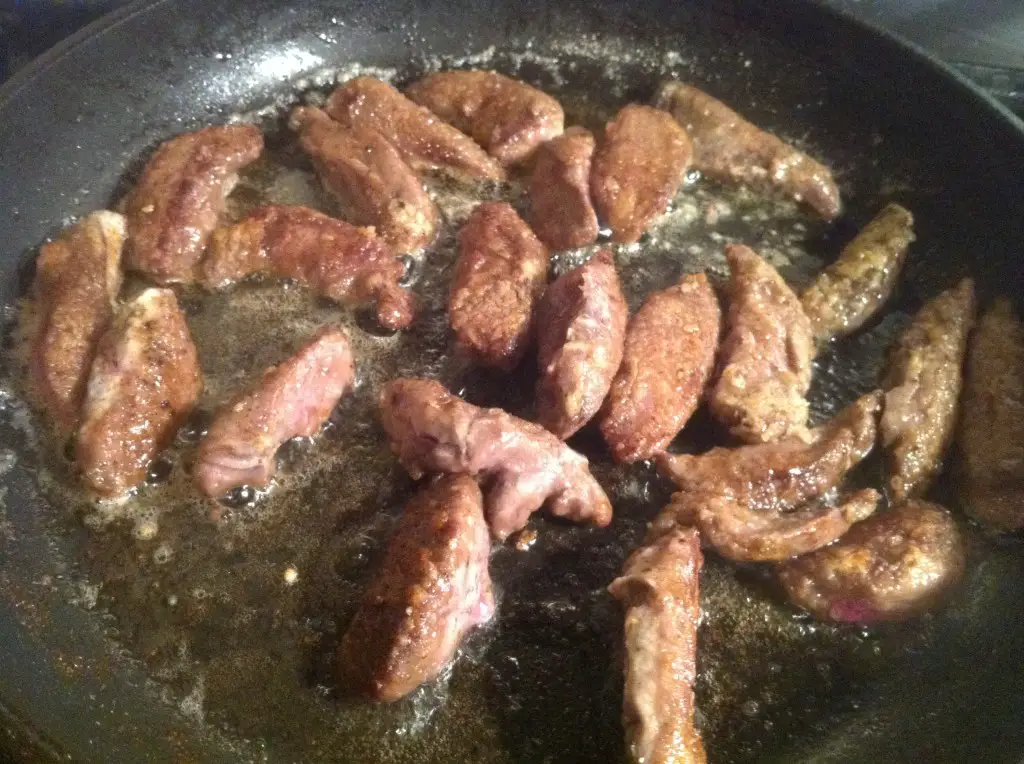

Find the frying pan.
[{"left": 1, "top": 0, "right": 1024, "bottom": 761}]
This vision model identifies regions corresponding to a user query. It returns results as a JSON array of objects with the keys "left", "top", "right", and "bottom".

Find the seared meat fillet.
[
  {"left": 608, "top": 528, "right": 705, "bottom": 764},
  {"left": 289, "top": 106, "right": 439, "bottom": 254},
  {"left": 710, "top": 244, "right": 815, "bottom": 444},
  {"left": 802, "top": 204, "right": 915, "bottom": 344},
  {"left": 405, "top": 70, "right": 564, "bottom": 166},
  {"left": 196, "top": 328, "right": 355, "bottom": 497},
  {"left": 326, "top": 76, "right": 505, "bottom": 181},
  {"left": 881, "top": 279, "right": 975, "bottom": 502},
  {"left": 203, "top": 204, "right": 414, "bottom": 331},
  {"left": 590, "top": 104, "right": 693, "bottom": 244},
  {"left": 76, "top": 289, "right": 202, "bottom": 498},
  {"left": 535, "top": 250, "right": 628, "bottom": 439},
  {"left": 339, "top": 475, "right": 494, "bottom": 701},
  {"left": 123, "top": 124, "right": 263, "bottom": 283},
  {"left": 379, "top": 378, "right": 612, "bottom": 540},
  {"left": 449, "top": 202, "right": 549, "bottom": 370},
  {"left": 654, "top": 80, "right": 840, "bottom": 220},
  {"left": 601, "top": 273, "right": 721, "bottom": 463},
  {"left": 778, "top": 500, "right": 965, "bottom": 623},
  {"left": 528, "top": 127, "right": 600, "bottom": 250},
  {"left": 957, "top": 297, "right": 1024, "bottom": 531},
  {"left": 29, "top": 211, "right": 125, "bottom": 430}
]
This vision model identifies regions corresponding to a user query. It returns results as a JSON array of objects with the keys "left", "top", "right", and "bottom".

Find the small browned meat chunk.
[
  {"left": 123, "top": 124, "right": 263, "bottom": 283},
  {"left": 338, "top": 475, "right": 494, "bottom": 701},
  {"left": 654, "top": 80, "right": 841, "bottom": 220},
  {"left": 709, "top": 244, "right": 814, "bottom": 444},
  {"left": 802, "top": 204, "right": 915, "bottom": 344},
  {"left": 449, "top": 202, "right": 549, "bottom": 370},
  {"left": 196, "top": 329, "right": 355, "bottom": 497},
  {"left": 203, "top": 204, "right": 414, "bottom": 331},
  {"left": 76, "top": 289, "right": 202, "bottom": 498},
  {"left": 289, "top": 106, "right": 438, "bottom": 254},
  {"left": 405, "top": 70, "right": 564, "bottom": 166},
  {"left": 590, "top": 104, "right": 693, "bottom": 244},
  {"left": 957, "top": 297, "right": 1024, "bottom": 531},
  {"left": 528, "top": 127, "right": 600, "bottom": 250},
  {"left": 29, "top": 211, "right": 125, "bottom": 430},
  {"left": 379, "top": 378, "right": 612, "bottom": 540},
  {"left": 326, "top": 76, "right": 505, "bottom": 181},
  {"left": 778, "top": 500, "right": 965, "bottom": 623},
  {"left": 881, "top": 279, "right": 976, "bottom": 502},
  {"left": 535, "top": 250, "right": 628, "bottom": 439},
  {"left": 608, "top": 528, "right": 705, "bottom": 764},
  {"left": 601, "top": 273, "right": 721, "bottom": 463}
]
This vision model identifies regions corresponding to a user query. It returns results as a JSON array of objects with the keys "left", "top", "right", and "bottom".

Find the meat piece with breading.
[
  {"left": 378, "top": 378, "right": 612, "bottom": 540},
  {"left": 528, "top": 127, "right": 600, "bottom": 250},
  {"left": 123, "top": 124, "right": 263, "bottom": 283},
  {"left": 338, "top": 475, "right": 494, "bottom": 701}
]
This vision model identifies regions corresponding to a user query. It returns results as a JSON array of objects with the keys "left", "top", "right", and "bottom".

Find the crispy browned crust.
[{"left": 528, "top": 127, "right": 600, "bottom": 250}]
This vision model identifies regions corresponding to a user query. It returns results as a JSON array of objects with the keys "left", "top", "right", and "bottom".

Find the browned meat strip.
[
  {"left": 535, "top": 250, "right": 628, "bottom": 439},
  {"left": 379, "top": 378, "right": 612, "bottom": 540},
  {"left": 405, "top": 70, "right": 564, "bottom": 166},
  {"left": 710, "top": 244, "right": 814, "bottom": 444},
  {"left": 123, "top": 124, "right": 263, "bottom": 283},
  {"left": 608, "top": 528, "right": 705, "bottom": 764},
  {"left": 76, "top": 289, "right": 202, "bottom": 498},
  {"left": 449, "top": 202, "right": 549, "bottom": 370},
  {"left": 338, "top": 474, "right": 494, "bottom": 701},
  {"left": 881, "top": 279, "right": 975, "bottom": 502},
  {"left": 601, "top": 273, "right": 721, "bottom": 463},
  {"left": 802, "top": 204, "right": 915, "bottom": 344},
  {"left": 325, "top": 76, "right": 505, "bottom": 181},
  {"left": 289, "top": 106, "right": 438, "bottom": 254},
  {"left": 528, "top": 127, "right": 600, "bottom": 250},
  {"left": 196, "top": 329, "right": 355, "bottom": 497},
  {"left": 957, "top": 297, "right": 1024, "bottom": 531},
  {"left": 29, "top": 211, "right": 125, "bottom": 430},
  {"left": 654, "top": 80, "right": 841, "bottom": 220},
  {"left": 778, "top": 500, "right": 965, "bottom": 623},
  {"left": 590, "top": 104, "right": 693, "bottom": 244},
  {"left": 202, "top": 204, "right": 414, "bottom": 331}
]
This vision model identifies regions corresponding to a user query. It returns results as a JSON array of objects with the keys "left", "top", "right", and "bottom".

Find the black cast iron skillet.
[{"left": 1, "top": 1, "right": 1024, "bottom": 761}]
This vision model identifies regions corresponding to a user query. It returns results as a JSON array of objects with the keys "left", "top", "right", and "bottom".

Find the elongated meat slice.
[
  {"left": 802, "top": 204, "right": 915, "bottom": 344},
  {"left": 202, "top": 204, "right": 414, "bottom": 331},
  {"left": 196, "top": 329, "right": 355, "bottom": 497},
  {"left": 710, "top": 244, "right": 814, "bottom": 444},
  {"left": 339, "top": 475, "right": 494, "bottom": 701},
  {"left": 654, "top": 80, "right": 840, "bottom": 220},
  {"left": 601, "top": 273, "right": 721, "bottom": 463},
  {"left": 608, "top": 528, "right": 705, "bottom": 764},
  {"left": 778, "top": 500, "right": 965, "bottom": 623},
  {"left": 29, "top": 211, "right": 125, "bottom": 430},
  {"left": 528, "top": 127, "right": 600, "bottom": 250},
  {"left": 123, "top": 124, "right": 263, "bottom": 283},
  {"left": 289, "top": 106, "right": 438, "bottom": 253},
  {"left": 590, "top": 104, "right": 692, "bottom": 244},
  {"left": 881, "top": 279, "right": 975, "bottom": 502},
  {"left": 379, "top": 378, "right": 612, "bottom": 540},
  {"left": 449, "top": 202, "right": 549, "bottom": 370},
  {"left": 76, "top": 289, "right": 202, "bottom": 498},
  {"left": 535, "top": 250, "right": 628, "bottom": 439},
  {"left": 325, "top": 76, "right": 505, "bottom": 181},
  {"left": 957, "top": 297, "right": 1024, "bottom": 531},
  {"left": 405, "top": 70, "right": 564, "bottom": 166}
]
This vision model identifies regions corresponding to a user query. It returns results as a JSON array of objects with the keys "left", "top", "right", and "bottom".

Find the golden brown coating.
[
  {"left": 710, "top": 244, "right": 815, "bottom": 444},
  {"left": 881, "top": 279, "right": 976, "bottom": 503},
  {"left": 590, "top": 104, "right": 693, "bottom": 244},
  {"left": 449, "top": 202, "right": 549, "bottom": 370},
  {"left": 528, "top": 127, "right": 600, "bottom": 250},
  {"left": 601, "top": 273, "right": 721, "bottom": 464},
  {"left": 654, "top": 80, "right": 840, "bottom": 220}
]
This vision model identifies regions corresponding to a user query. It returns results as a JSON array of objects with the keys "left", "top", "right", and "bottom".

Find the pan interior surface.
[{"left": 0, "top": 2, "right": 1023, "bottom": 762}]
